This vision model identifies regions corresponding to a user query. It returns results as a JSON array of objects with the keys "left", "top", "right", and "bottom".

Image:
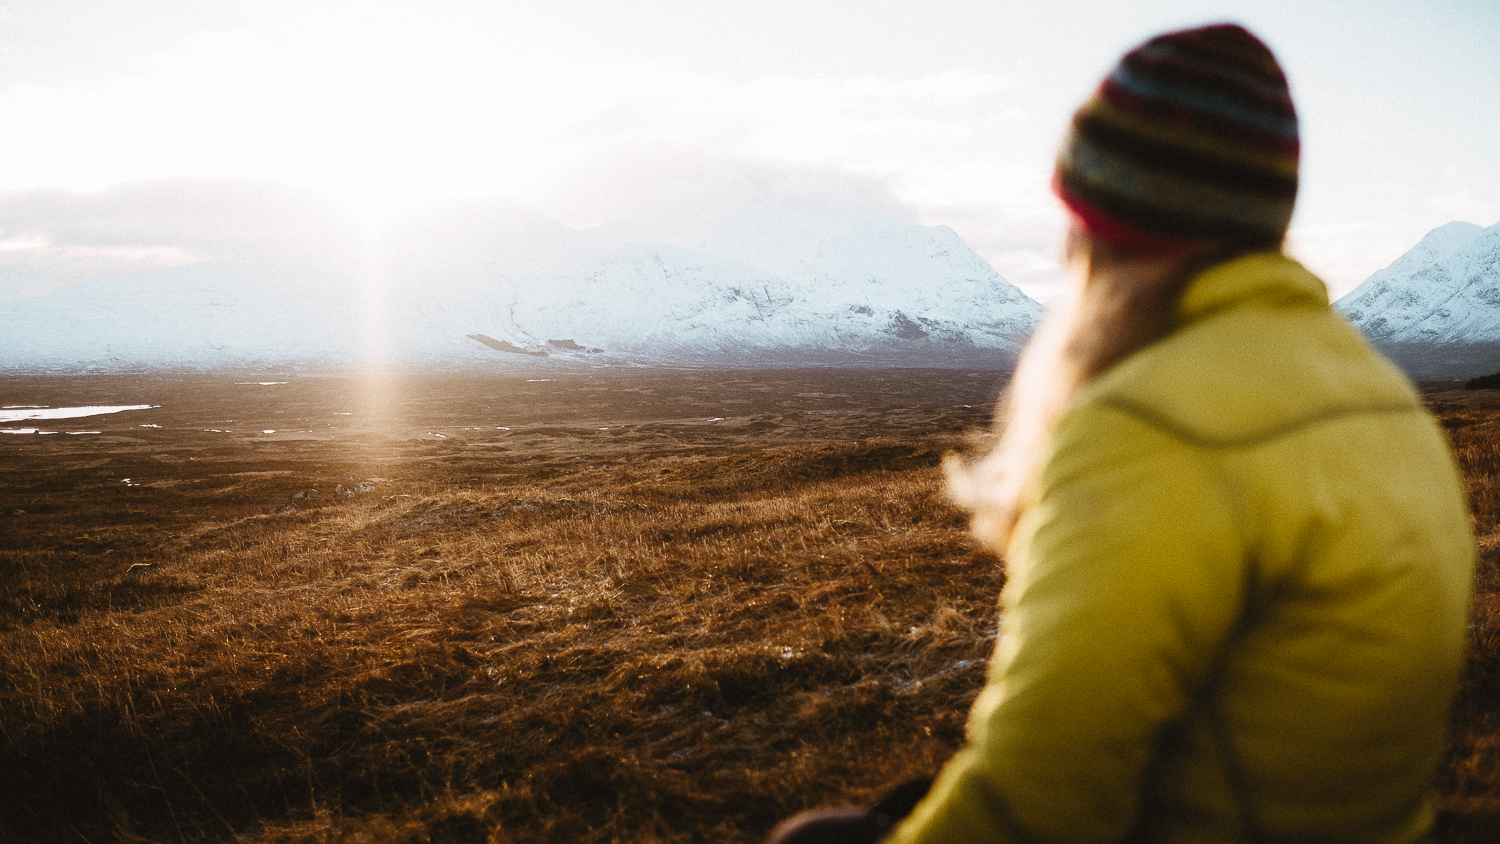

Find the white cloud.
[
  {"left": 1423, "top": 167, "right": 1500, "bottom": 230},
  {"left": 536, "top": 150, "right": 915, "bottom": 238},
  {"left": 3, "top": 0, "right": 1488, "bottom": 309},
  {"left": 0, "top": 3, "right": 1075, "bottom": 301},
  {"left": 0, "top": 179, "right": 362, "bottom": 280},
  {"left": 0, "top": 7, "right": 1050, "bottom": 227}
]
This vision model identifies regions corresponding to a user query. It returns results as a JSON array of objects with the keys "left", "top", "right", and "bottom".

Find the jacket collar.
[{"left": 1177, "top": 252, "right": 1330, "bottom": 326}]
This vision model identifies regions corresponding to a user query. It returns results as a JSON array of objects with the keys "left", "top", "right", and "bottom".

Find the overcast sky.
[{"left": 0, "top": 0, "right": 1495, "bottom": 301}]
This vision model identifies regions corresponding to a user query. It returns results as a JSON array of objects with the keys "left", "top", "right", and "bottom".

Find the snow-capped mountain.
[
  {"left": 0, "top": 260, "right": 368, "bottom": 369},
  {"left": 475, "top": 217, "right": 1040, "bottom": 362},
  {"left": 0, "top": 211, "right": 1041, "bottom": 371},
  {"left": 1334, "top": 220, "right": 1500, "bottom": 378},
  {"left": 1336, "top": 221, "right": 1500, "bottom": 343},
  {"left": 0, "top": 267, "right": 64, "bottom": 304}
]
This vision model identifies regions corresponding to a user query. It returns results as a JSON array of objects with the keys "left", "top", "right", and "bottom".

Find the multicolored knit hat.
[{"left": 1054, "top": 23, "right": 1299, "bottom": 252}]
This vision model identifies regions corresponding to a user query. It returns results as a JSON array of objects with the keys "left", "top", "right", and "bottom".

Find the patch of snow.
[{"left": 0, "top": 405, "right": 156, "bottom": 422}]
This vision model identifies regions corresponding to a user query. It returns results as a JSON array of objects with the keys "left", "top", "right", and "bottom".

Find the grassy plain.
[{"left": 0, "top": 369, "right": 1494, "bottom": 843}]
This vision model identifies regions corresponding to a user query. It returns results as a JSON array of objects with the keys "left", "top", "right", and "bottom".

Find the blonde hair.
[{"left": 949, "top": 228, "right": 1235, "bottom": 550}]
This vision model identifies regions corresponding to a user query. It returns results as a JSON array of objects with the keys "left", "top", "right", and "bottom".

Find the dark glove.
[{"left": 766, "top": 777, "right": 934, "bottom": 844}]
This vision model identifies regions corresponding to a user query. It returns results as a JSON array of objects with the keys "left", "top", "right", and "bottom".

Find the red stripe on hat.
[{"left": 1052, "top": 173, "right": 1212, "bottom": 255}]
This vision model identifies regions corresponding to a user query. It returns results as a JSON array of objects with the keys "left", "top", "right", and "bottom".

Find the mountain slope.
[
  {"left": 1334, "top": 221, "right": 1500, "bottom": 378},
  {"left": 0, "top": 260, "right": 367, "bottom": 370},
  {"left": 0, "top": 214, "right": 1041, "bottom": 371},
  {"left": 463, "top": 219, "right": 1041, "bottom": 363},
  {"left": 1336, "top": 221, "right": 1500, "bottom": 344}
]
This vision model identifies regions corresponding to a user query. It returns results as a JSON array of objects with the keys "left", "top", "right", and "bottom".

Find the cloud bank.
[{"left": 0, "top": 1, "right": 1494, "bottom": 301}]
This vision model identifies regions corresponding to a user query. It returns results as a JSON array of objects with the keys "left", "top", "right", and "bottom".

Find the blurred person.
[{"left": 768, "top": 22, "right": 1474, "bottom": 844}]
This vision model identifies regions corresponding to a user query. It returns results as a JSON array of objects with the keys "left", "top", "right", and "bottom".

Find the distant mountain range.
[
  {"left": 5, "top": 205, "right": 1498, "bottom": 378},
  {"left": 1334, "top": 220, "right": 1500, "bottom": 379},
  {"left": 0, "top": 207, "right": 1041, "bottom": 371}
]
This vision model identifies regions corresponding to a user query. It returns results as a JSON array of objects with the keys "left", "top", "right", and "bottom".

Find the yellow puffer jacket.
[{"left": 887, "top": 253, "right": 1475, "bottom": 844}]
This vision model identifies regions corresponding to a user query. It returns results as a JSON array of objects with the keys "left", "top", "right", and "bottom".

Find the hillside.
[
  {"left": 0, "top": 212, "right": 1040, "bottom": 371},
  {"left": 1335, "top": 221, "right": 1500, "bottom": 379}
]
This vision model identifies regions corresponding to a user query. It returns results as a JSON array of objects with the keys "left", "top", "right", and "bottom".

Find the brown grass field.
[{"left": 0, "top": 368, "right": 1494, "bottom": 843}]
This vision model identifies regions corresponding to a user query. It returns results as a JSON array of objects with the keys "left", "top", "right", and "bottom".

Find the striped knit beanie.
[{"left": 1054, "top": 23, "right": 1299, "bottom": 252}]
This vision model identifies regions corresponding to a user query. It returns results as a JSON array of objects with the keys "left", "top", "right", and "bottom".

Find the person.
[{"left": 768, "top": 22, "right": 1475, "bottom": 844}]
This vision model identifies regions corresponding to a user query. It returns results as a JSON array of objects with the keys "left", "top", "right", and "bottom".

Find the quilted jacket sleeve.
[{"left": 886, "top": 401, "right": 1247, "bottom": 843}]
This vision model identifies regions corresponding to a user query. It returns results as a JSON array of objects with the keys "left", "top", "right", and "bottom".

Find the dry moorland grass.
[
  {"left": 0, "top": 371, "right": 1495, "bottom": 843},
  {"left": 1421, "top": 390, "right": 1500, "bottom": 837}
]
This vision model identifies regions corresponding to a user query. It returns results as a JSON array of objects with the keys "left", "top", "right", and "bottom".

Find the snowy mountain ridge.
[
  {"left": 1334, "top": 220, "right": 1500, "bottom": 378},
  {"left": 1335, "top": 221, "right": 1500, "bottom": 343},
  {"left": 0, "top": 209, "right": 1042, "bottom": 371}
]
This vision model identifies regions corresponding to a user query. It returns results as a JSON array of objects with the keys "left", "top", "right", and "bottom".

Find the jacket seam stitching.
[{"left": 1092, "top": 398, "right": 1422, "bottom": 449}]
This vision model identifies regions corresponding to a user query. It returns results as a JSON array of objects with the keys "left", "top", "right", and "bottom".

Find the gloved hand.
[{"left": 766, "top": 776, "right": 933, "bottom": 844}]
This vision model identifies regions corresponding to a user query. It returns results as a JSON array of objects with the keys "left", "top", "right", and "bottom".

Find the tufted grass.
[{"left": 0, "top": 372, "right": 1494, "bottom": 842}]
